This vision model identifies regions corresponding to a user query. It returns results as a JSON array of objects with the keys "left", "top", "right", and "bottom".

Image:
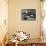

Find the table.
[
  {"left": 18, "top": 38, "right": 46, "bottom": 46},
  {"left": 6, "top": 38, "right": 46, "bottom": 46},
  {"left": 6, "top": 42, "right": 46, "bottom": 46}
]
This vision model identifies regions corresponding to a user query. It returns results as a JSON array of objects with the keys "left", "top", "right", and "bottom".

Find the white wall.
[{"left": 8, "top": 0, "right": 41, "bottom": 39}]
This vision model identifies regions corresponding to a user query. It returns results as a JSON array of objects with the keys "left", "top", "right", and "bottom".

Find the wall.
[{"left": 8, "top": 0, "right": 41, "bottom": 39}]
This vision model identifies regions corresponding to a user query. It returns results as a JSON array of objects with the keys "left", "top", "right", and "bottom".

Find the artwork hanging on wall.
[{"left": 21, "top": 9, "right": 36, "bottom": 21}]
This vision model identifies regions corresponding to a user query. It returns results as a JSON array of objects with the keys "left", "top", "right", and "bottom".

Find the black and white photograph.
[{"left": 21, "top": 9, "right": 36, "bottom": 21}]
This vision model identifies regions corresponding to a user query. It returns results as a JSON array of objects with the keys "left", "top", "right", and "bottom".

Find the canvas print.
[{"left": 21, "top": 9, "right": 36, "bottom": 21}]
